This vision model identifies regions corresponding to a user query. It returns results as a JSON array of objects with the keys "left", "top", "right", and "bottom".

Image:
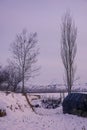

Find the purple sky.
[{"left": 0, "top": 0, "right": 87, "bottom": 85}]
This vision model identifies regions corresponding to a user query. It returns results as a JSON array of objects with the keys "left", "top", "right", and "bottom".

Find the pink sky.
[{"left": 0, "top": 0, "right": 87, "bottom": 85}]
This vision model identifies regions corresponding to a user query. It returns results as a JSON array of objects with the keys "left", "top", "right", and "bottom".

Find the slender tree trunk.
[
  {"left": 22, "top": 78, "right": 24, "bottom": 94},
  {"left": 22, "top": 67, "right": 25, "bottom": 94}
]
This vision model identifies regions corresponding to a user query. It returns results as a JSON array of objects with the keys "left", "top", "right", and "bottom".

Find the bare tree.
[
  {"left": 0, "top": 66, "right": 4, "bottom": 85},
  {"left": 11, "top": 29, "right": 39, "bottom": 94},
  {"left": 5, "top": 62, "right": 22, "bottom": 92},
  {"left": 61, "top": 12, "right": 77, "bottom": 94},
  {"left": 0, "top": 66, "right": 8, "bottom": 86}
]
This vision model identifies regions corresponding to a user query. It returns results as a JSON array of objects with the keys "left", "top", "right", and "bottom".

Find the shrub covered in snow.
[
  {"left": 62, "top": 93, "right": 87, "bottom": 117},
  {"left": 41, "top": 97, "right": 61, "bottom": 109}
]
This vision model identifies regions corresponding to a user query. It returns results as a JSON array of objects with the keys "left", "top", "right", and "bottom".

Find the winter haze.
[{"left": 0, "top": 0, "right": 87, "bottom": 85}]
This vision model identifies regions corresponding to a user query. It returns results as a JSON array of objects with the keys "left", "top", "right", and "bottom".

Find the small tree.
[
  {"left": 0, "top": 66, "right": 8, "bottom": 86},
  {"left": 11, "top": 29, "right": 39, "bottom": 93},
  {"left": 5, "top": 62, "right": 22, "bottom": 92},
  {"left": 61, "top": 12, "right": 77, "bottom": 94},
  {"left": 0, "top": 66, "right": 4, "bottom": 85}
]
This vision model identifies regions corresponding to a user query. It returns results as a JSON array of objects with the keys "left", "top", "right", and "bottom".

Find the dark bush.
[
  {"left": 62, "top": 93, "right": 87, "bottom": 117},
  {"left": 0, "top": 109, "right": 6, "bottom": 117}
]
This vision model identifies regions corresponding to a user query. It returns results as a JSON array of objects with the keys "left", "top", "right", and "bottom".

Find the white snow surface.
[{"left": 0, "top": 92, "right": 87, "bottom": 130}]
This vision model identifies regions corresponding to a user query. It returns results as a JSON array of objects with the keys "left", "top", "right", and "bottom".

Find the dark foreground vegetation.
[{"left": 63, "top": 93, "right": 87, "bottom": 117}]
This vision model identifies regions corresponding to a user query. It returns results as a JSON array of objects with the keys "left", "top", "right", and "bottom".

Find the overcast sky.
[{"left": 0, "top": 0, "right": 87, "bottom": 85}]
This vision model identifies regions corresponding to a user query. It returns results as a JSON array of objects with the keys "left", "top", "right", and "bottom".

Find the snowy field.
[{"left": 0, "top": 92, "right": 87, "bottom": 130}]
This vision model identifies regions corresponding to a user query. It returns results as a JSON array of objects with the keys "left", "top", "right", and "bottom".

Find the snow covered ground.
[{"left": 0, "top": 92, "right": 87, "bottom": 130}]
